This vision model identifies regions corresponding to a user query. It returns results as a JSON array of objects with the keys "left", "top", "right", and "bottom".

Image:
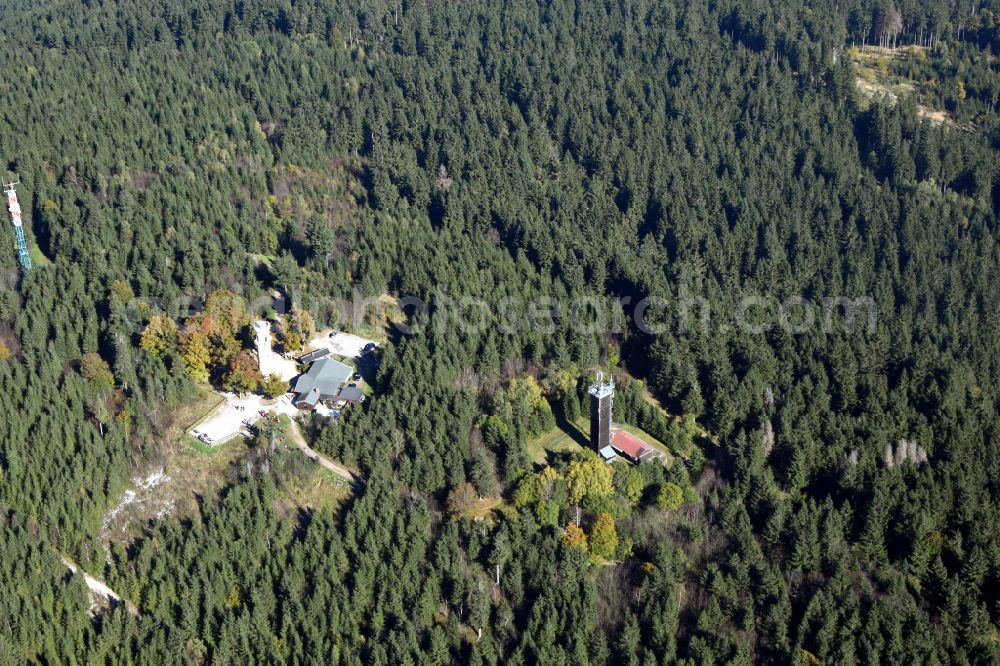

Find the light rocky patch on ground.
[
  {"left": 851, "top": 44, "right": 955, "bottom": 127},
  {"left": 100, "top": 467, "right": 175, "bottom": 545},
  {"left": 62, "top": 555, "right": 139, "bottom": 616},
  {"left": 100, "top": 390, "right": 245, "bottom": 547},
  {"left": 856, "top": 76, "right": 953, "bottom": 125}
]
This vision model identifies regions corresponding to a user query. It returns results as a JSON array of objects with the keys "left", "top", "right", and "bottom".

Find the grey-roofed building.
[
  {"left": 297, "top": 348, "right": 330, "bottom": 365},
  {"left": 292, "top": 358, "right": 353, "bottom": 409},
  {"left": 335, "top": 385, "right": 364, "bottom": 403},
  {"left": 299, "top": 388, "right": 321, "bottom": 409}
]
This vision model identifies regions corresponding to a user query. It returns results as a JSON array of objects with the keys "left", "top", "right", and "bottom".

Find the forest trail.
[
  {"left": 61, "top": 555, "right": 139, "bottom": 616},
  {"left": 286, "top": 419, "right": 358, "bottom": 484}
]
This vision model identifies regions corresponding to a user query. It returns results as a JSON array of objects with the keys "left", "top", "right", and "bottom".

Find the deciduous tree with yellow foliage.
[
  {"left": 139, "top": 314, "right": 178, "bottom": 356},
  {"left": 566, "top": 454, "right": 613, "bottom": 506},
  {"left": 181, "top": 332, "right": 212, "bottom": 383},
  {"left": 562, "top": 523, "right": 588, "bottom": 554},
  {"left": 588, "top": 513, "right": 618, "bottom": 562}
]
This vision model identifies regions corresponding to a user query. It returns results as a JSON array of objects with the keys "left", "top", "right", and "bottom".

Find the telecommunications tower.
[
  {"left": 588, "top": 372, "right": 614, "bottom": 451},
  {"left": 4, "top": 180, "right": 31, "bottom": 270}
]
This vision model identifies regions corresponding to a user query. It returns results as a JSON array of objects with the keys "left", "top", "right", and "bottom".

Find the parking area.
[
  {"left": 307, "top": 330, "right": 378, "bottom": 360},
  {"left": 187, "top": 391, "right": 356, "bottom": 481},
  {"left": 190, "top": 393, "right": 268, "bottom": 445}
]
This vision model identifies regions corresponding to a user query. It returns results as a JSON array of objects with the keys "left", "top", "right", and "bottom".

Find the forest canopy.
[{"left": 0, "top": 0, "right": 999, "bottom": 664}]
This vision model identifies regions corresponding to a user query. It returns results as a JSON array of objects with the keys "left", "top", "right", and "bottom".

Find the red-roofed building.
[{"left": 611, "top": 430, "right": 659, "bottom": 464}]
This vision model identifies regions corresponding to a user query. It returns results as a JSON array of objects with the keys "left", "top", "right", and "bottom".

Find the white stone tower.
[{"left": 253, "top": 320, "right": 273, "bottom": 373}]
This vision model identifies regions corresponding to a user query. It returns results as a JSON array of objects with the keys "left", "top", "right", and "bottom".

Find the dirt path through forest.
[{"left": 286, "top": 419, "right": 357, "bottom": 484}]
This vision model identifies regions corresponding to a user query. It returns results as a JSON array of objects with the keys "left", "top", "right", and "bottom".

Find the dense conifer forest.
[{"left": 0, "top": 0, "right": 999, "bottom": 663}]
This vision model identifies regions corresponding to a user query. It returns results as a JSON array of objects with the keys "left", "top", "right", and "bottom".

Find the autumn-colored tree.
[
  {"left": 0, "top": 340, "right": 10, "bottom": 362},
  {"left": 276, "top": 306, "right": 315, "bottom": 352},
  {"left": 209, "top": 330, "right": 243, "bottom": 368},
  {"left": 179, "top": 289, "right": 249, "bottom": 375},
  {"left": 537, "top": 466, "right": 562, "bottom": 498},
  {"left": 225, "top": 584, "right": 243, "bottom": 610},
  {"left": 589, "top": 513, "right": 618, "bottom": 561},
  {"left": 656, "top": 482, "right": 684, "bottom": 511},
  {"left": 291, "top": 306, "right": 315, "bottom": 340},
  {"left": 80, "top": 352, "right": 115, "bottom": 394},
  {"left": 139, "top": 314, "right": 178, "bottom": 356},
  {"left": 204, "top": 289, "right": 250, "bottom": 335},
  {"left": 291, "top": 307, "right": 316, "bottom": 338},
  {"left": 512, "top": 476, "right": 537, "bottom": 508},
  {"left": 223, "top": 350, "right": 263, "bottom": 394},
  {"left": 281, "top": 328, "right": 303, "bottom": 352},
  {"left": 566, "top": 455, "right": 613, "bottom": 506},
  {"left": 109, "top": 279, "right": 134, "bottom": 305},
  {"left": 117, "top": 409, "right": 132, "bottom": 433},
  {"left": 506, "top": 376, "right": 556, "bottom": 436},
  {"left": 562, "top": 523, "right": 588, "bottom": 554},
  {"left": 260, "top": 373, "right": 288, "bottom": 399},
  {"left": 447, "top": 482, "right": 479, "bottom": 514},
  {"left": 181, "top": 332, "right": 212, "bottom": 383}
]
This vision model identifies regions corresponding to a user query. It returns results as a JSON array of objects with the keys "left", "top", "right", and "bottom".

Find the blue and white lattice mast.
[{"left": 4, "top": 180, "right": 31, "bottom": 270}]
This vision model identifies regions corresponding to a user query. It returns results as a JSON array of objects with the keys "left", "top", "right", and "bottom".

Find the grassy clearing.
[
  {"left": 106, "top": 389, "right": 356, "bottom": 544},
  {"left": 635, "top": 382, "right": 714, "bottom": 459},
  {"left": 287, "top": 469, "right": 351, "bottom": 511},
  {"left": 250, "top": 253, "right": 275, "bottom": 270},
  {"left": 28, "top": 244, "right": 52, "bottom": 266},
  {"left": 271, "top": 452, "right": 352, "bottom": 515},
  {"left": 457, "top": 497, "right": 506, "bottom": 522},
  {"left": 526, "top": 417, "right": 589, "bottom": 465},
  {"left": 179, "top": 388, "right": 226, "bottom": 432},
  {"left": 183, "top": 429, "right": 250, "bottom": 454},
  {"left": 527, "top": 415, "right": 675, "bottom": 467},
  {"left": 102, "top": 393, "right": 244, "bottom": 544}
]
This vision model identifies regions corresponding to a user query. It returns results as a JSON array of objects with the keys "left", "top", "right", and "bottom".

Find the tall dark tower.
[{"left": 588, "top": 373, "right": 614, "bottom": 451}]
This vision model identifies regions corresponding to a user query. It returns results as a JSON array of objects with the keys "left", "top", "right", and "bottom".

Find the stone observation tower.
[{"left": 253, "top": 320, "right": 274, "bottom": 373}]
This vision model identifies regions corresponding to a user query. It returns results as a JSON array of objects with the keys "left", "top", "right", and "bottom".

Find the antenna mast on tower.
[{"left": 4, "top": 180, "right": 32, "bottom": 271}]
